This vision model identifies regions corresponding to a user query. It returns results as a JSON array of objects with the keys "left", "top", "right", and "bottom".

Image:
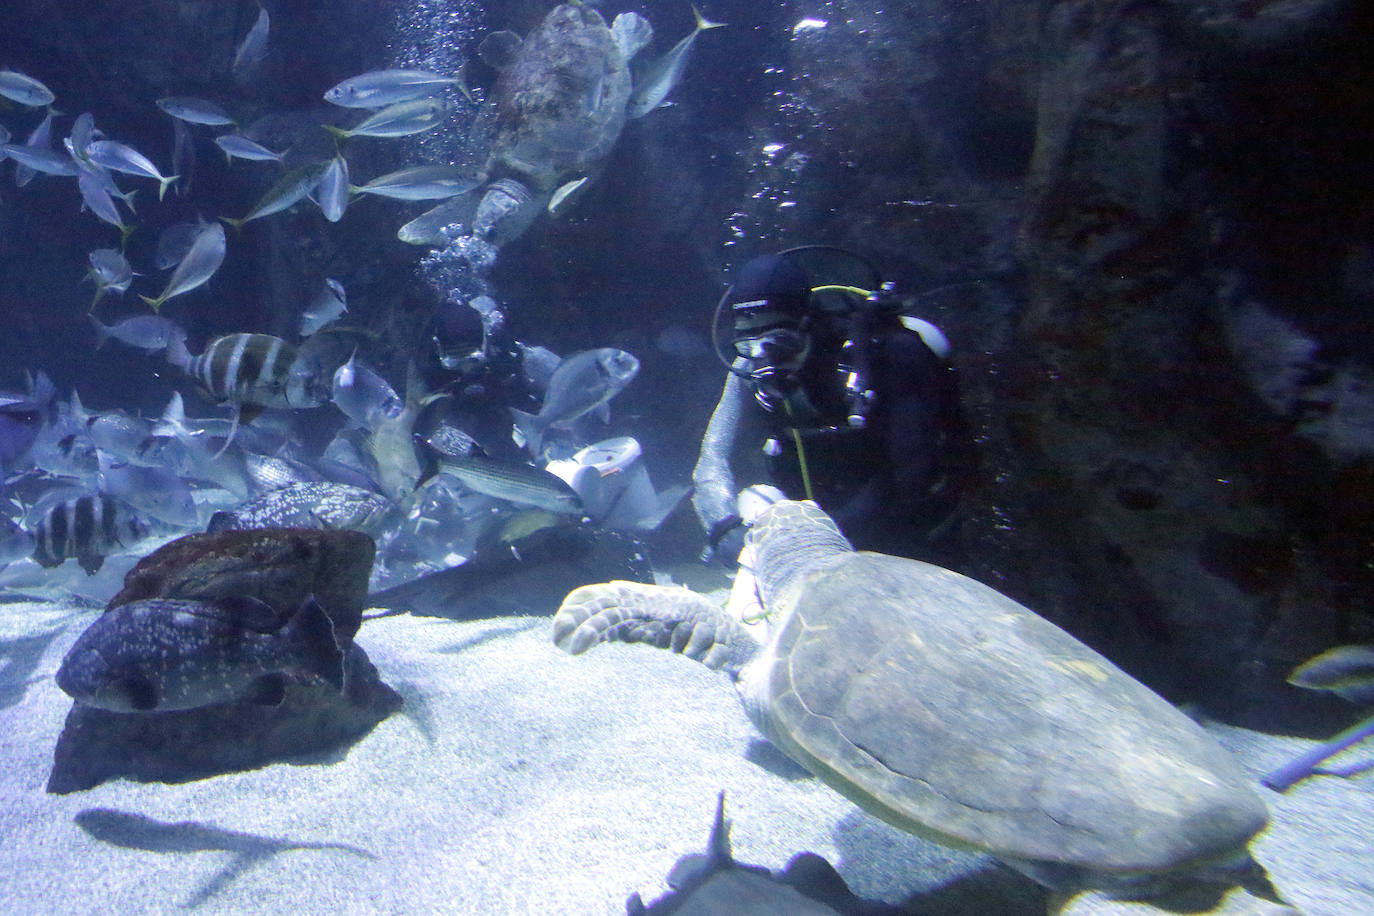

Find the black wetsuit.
[{"left": 752, "top": 311, "right": 968, "bottom": 556}]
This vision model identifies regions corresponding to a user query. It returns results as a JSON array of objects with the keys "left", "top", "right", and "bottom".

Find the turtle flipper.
[{"left": 553, "top": 581, "right": 759, "bottom": 674}]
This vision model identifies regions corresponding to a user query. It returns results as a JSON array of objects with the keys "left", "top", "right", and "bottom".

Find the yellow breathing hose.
[{"left": 783, "top": 400, "right": 815, "bottom": 502}]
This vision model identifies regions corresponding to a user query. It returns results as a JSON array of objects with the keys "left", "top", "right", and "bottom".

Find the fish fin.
[
  {"left": 245, "top": 674, "right": 287, "bottom": 706},
  {"left": 165, "top": 334, "right": 192, "bottom": 371},
  {"left": 157, "top": 175, "right": 178, "bottom": 201},
  {"left": 138, "top": 294, "right": 165, "bottom": 313},
  {"left": 213, "top": 404, "right": 243, "bottom": 459},
  {"left": 287, "top": 595, "right": 346, "bottom": 692},
  {"left": 692, "top": 5, "right": 727, "bottom": 31},
  {"left": 77, "top": 553, "right": 105, "bottom": 575},
  {"left": 89, "top": 314, "right": 110, "bottom": 349},
  {"left": 594, "top": 400, "right": 611, "bottom": 423},
  {"left": 510, "top": 408, "right": 543, "bottom": 455}
]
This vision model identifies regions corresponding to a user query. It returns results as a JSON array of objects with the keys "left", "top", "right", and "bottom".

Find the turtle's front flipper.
[{"left": 553, "top": 581, "right": 760, "bottom": 675}]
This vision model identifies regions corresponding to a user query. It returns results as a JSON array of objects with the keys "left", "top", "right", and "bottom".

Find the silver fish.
[
  {"left": 625, "top": 6, "right": 725, "bottom": 119},
  {"left": 214, "top": 133, "right": 284, "bottom": 163},
  {"left": 331, "top": 353, "right": 402, "bottom": 429},
  {"left": 232, "top": 5, "right": 271, "bottom": 82},
  {"left": 315, "top": 155, "right": 349, "bottom": 222},
  {"left": 30, "top": 492, "right": 147, "bottom": 575},
  {"left": 85, "top": 139, "right": 177, "bottom": 200},
  {"left": 171, "top": 117, "right": 195, "bottom": 196},
  {"left": 55, "top": 595, "right": 344, "bottom": 713},
  {"left": 224, "top": 159, "right": 330, "bottom": 226},
  {"left": 1, "top": 145, "right": 78, "bottom": 177},
  {"left": 85, "top": 249, "right": 137, "bottom": 309},
  {"left": 0, "top": 69, "right": 55, "bottom": 107},
  {"left": 511, "top": 347, "right": 640, "bottom": 454},
  {"left": 67, "top": 112, "right": 100, "bottom": 163},
  {"left": 77, "top": 170, "right": 128, "bottom": 234},
  {"left": 141, "top": 221, "right": 226, "bottom": 311},
  {"left": 90, "top": 313, "right": 185, "bottom": 354},
  {"left": 438, "top": 455, "right": 585, "bottom": 515},
  {"left": 349, "top": 165, "right": 480, "bottom": 201},
  {"left": 154, "top": 220, "right": 206, "bottom": 270},
  {"left": 325, "top": 97, "right": 450, "bottom": 139},
  {"left": 97, "top": 452, "right": 200, "bottom": 528},
  {"left": 299, "top": 278, "right": 347, "bottom": 336},
  {"left": 156, "top": 96, "right": 235, "bottom": 127},
  {"left": 323, "top": 68, "right": 460, "bottom": 109}
]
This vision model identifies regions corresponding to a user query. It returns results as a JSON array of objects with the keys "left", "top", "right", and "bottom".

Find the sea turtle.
[{"left": 553, "top": 500, "right": 1273, "bottom": 901}]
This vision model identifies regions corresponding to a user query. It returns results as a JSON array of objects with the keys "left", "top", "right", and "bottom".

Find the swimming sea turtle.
[{"left": 553, "top": 500, "right": 1271, "bottom": 898}]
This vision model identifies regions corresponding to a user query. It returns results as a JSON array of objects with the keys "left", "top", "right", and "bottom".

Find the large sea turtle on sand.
[{"left": 554, "top": 500, "right": 1276, "bottom": 905}]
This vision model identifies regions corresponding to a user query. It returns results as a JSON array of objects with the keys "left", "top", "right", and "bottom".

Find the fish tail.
[
  {"left": 220, "top": 216, "right": 246, "bottom": 231},
  {"left": 510, "top": 408, "right": 543, "bottom": 455},
  {"left": 692, "top": 5, "right": 726, "bottom": 30},
  {"left": 286, "top": 596, "right": 345, "bottom": 692},
  {"left": 89, "top": 313, "right": 110, "bottom": 348},
  {"left": 321, "top": 124, "right": 350, "bottom": 140},
  {"left": 138, "top": 294, "right": 165, "bottom": 313},
  {"left": 158, "top": 175, "right": 178, "bottom": 201}
]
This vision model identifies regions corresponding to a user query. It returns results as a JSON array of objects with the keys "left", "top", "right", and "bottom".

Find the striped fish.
[
  {"left": 184, "top": 333, "right": 326, "bottom": 410},
  {"left": 31, "top": 493, "right": 147, "bottom": 575}
]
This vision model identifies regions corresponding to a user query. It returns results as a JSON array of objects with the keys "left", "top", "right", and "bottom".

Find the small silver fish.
[
  {"left": 77, "top": 170, "right": 128, "bottom": 234},
  {"left": 232, "top": 5, "right": 271, "bottom": 82},
  {"left": 1, "top": 145, "right": 78, "bottom": 177},
  {"left": 626, "top": 6, "right": 725, "bottom": 119},
  {"left": 85, "top": 249, "right": 137, "bottom": 309},
  {"left": 154, "top": 221, "right": 206, "bottom": 270},
  {"left": 438, "top": 455, "right": 585, "bottom": 515},
  {"left": 331, "top": 353, "right": 402, "bottom": 428},
  {"left": 350, "top": 164, "right": 480, "bottom": 201},
  {"left": 324, "top": 98, "right": 450, "bottom": 139},
  {"left": 141, "top": 221, "right": 226, "bottom": 311},
  {"left": 299, "top": 278, "right": 347, "bottom": 337},
  {"left": 511, "top": 348, "right": 640, "bottom": 455},
  {"left": 85, "top": 139, "right": 177, "bottom": 200},
  {"left": 0, "top": 69, "right": 55, "bottom": 107},
  {"left": 90, "top": 313, "right": 186, "bottom": 354},
  {"left": 224, "top": 159, "right": 330, "bottom": 226},
  {"left": 156, "top": 96, "right": 236, "bottom": 127},
  {"left": 214, "top": 133, "right": 284, "bottom": 163},
  {"left": 323, "top": 69, "right": 460, "bottom": 109},
  {"left": 315, "top": 156, "right": 349, "bottom": 222}
]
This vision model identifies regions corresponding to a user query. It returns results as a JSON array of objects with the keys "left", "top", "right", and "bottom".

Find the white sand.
[{"left": 0, "top": 597, "right": 1370, "bottom": 915}]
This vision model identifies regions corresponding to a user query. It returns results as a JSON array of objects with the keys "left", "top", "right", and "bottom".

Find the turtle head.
[{"left": 747, "top": 500, "right": 852, "bottom": 612}]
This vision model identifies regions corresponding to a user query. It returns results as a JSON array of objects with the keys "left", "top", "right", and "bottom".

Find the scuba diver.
[{"left": 692, "top": 246, "right": 972, "bottom": 561}]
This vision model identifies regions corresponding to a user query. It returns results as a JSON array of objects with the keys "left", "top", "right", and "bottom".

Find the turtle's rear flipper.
[{"left": 553, "top": 580, "right": 759, "bottom": 674}]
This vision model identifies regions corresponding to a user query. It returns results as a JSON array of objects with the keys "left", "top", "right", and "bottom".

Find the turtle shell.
[
  {"left": 755, "top": 551, "right": 1267, "bottom": 876},
  {"left": 487, "top": 3, "right": 631, "bottom": 190}
]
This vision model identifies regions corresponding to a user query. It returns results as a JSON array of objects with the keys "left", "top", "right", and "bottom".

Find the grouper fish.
[{"left": 56, "top": 595, "right": 344, "bottom": 713}]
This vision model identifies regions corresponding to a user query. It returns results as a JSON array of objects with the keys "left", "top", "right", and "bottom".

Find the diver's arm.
[{"left": 691, "top": 364, "right": 752, "bottom": 538}]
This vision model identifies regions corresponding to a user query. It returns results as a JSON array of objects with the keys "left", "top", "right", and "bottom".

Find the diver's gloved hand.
[{"left": 700, "top": 514, "right": 746, "bottom": 566}]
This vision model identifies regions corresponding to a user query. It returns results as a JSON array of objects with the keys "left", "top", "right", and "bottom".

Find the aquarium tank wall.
[{"left": 0, "top": 1, "right": 1370, "bottom": 913}]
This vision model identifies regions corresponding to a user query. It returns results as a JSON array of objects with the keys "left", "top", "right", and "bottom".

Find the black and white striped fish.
[
  {"left": 174, "top": 333, "right": 327, "bottom": 410},
  {"left": 31, "top": 493, "right": 148, "bottom": 575}
]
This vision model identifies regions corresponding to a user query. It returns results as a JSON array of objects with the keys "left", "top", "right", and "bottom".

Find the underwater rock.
[
  {"left": 47, "top": 526, "right": 398, "bottom": 793},
  {"left": 108, "top": 527, "right": 374, "bottom": 644},
  {"left": 47, "top": 642, "right": 400, "bottom": 794}
]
